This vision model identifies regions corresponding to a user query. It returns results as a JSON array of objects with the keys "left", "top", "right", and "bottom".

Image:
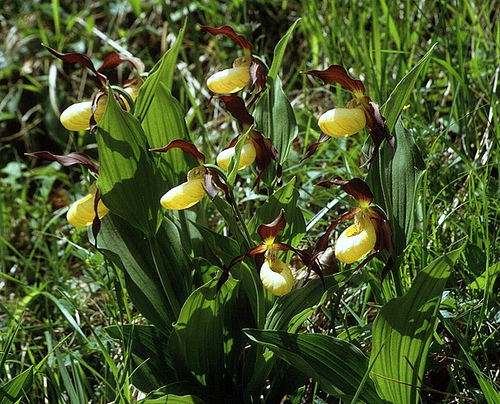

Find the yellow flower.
[
  {"left": 260, "top": 257, "right": 294, "bottom": 296},
  {"left": 318, "top": 107, "right": 366, "bottom": 138},
  {"left": 67, "top": 184, "right": 109, "bottom": 227},
  {"left": 160, "top": 166, "right": 206, "bottom": 210},
  {"left": 335, "top": 216, "right": 376, "bottom": 264},
  {"left": 216, "top": 140, "right": 256, "bottom": 171},
  {"left": 207, "top": 56, "right": 251, "bottom": 94},
  {"left": 60, "top": 96, "right": 107, "bottom": 131}
]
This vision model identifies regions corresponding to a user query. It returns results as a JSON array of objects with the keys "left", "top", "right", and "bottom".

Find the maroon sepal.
[
  {"left": 219, "top": 95, "right": 254, "bottom": 126},
  {"left": 27, "top": 151, "right": 100, "bottom": 175},
  {"left": 203, "top": 171, "right": 218, "bottom": 200},
  {"left": 44, "top": 45, "right": 108, "bottom": 86},
  {"left": 362, "top": 99, "right": 395, "bottom": 167},
  {"left": 304, "top": 65, "right": 365, "bottom": 97},
  {"left": 200, "top": 25, "right": 253, "bottom": 53},
  {"left": 317, "top": 177, "right": 374, "bottom": 206},
  {"left": 248, "top": 61, "right": 267, "bottom": 107},
  {"left": 301, "top": 133, "right": 330, "bottom": 161},
  {"left": 208, "top": 169, "right": 233, "bottom": 205},
  {"left": 91, "top": 187, "right": 103, "bottom": 247},
  {"left": 97, "top": 51, "right": 145, "bottom": 74},
  {"left": 257, "top": 210, "right": 286, "bottom": 242},
  {"left": 150, "top": 139, "right": 206, "bottom": 164}
]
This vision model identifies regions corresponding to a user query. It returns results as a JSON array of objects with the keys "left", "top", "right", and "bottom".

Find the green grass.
[{"left": 1, "top": 0, "right": 499, "bottom": 402}]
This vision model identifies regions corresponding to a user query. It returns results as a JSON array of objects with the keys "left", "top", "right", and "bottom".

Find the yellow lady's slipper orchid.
[
  {"left": 335, "top": 215, "right": 376, "bottom": 264},
  {"left": 60, "top": 96, "right": 107, "bottom": 131},
  {"left": 207, "top": 55, "right": 251, "bottom": 94},
  {"left": 216, "top": 140, "right": 256, "bottom": 171},
  {"left": 318, "top": 107, "right": 366, "bottom": 138},
  {"left": 67, "top": 184, "right": 109, "bottom": 227},
  {"left": 160, "top": 166, "right": 206, "bottom": 210},
  {"left": 260, "top": 257, "right": 294, "bottom": 296}
]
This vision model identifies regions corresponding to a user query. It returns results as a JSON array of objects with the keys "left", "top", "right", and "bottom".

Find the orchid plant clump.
[{"left": 30, "top": 20, "right": 456, "bottom": 404}]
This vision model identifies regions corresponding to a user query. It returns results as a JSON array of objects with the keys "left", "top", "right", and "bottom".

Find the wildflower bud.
[
  {"left": 216, "top": 140, "right": 256, "bottom": 171},
  {"left": 318, "top": 107, "right": 366, "bottom": 138},
  {"left": 260, "top": 258, "right": 294, "bottom": 296},
  {"left": 206, "top": 56, "right": 251, "bottom": 94},
  {"left": 160, "top": 166, "right": 206, "bottom": 210},
  {"left": 334, "top": 217, "right": 376, "bottom": 264},
  {"left": 60, "top": 96, "right": 107, "bottom": 131},
  {"left": 66, "top": 185, "right": 109, "bottom": 227}
]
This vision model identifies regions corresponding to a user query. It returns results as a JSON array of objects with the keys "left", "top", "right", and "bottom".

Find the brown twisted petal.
[
  {"left": 60, "top": 96, "right": 107, "bottom": 131},
  {"left": 318, "top": 107, "right": 366, "bottom": 138},
  {"left": 216, "top": 141, "right": 256, "bottom": 171},
  {"left": 66, "top": 186, "right": 109, "bottom": 227},
  {"left": 334, "top": 218, "right": 376, "bottom": 264},
  {"left": 260, "top": 258, "right": 294, "bottom": 296}
]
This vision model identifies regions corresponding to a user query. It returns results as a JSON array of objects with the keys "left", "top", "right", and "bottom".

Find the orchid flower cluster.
[{"left": 32, "top": 25, "right": 394, "bottom": 299}]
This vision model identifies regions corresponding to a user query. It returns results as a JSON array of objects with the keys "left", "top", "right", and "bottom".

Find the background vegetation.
[{"left": 1, "top": 0, "right": 499, "bottom": 402}]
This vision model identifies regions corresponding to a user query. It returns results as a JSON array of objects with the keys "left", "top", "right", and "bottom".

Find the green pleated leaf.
[
  {"left": 245, "top": 330, "right": 384, "bottom": 403},
  {"left": 96, "top": 214, "right": 191, "bottom": 333},
  {"left": 265, "top": 273, "right": 349, "bottom": 332},
  {"left": 138, "top": 395, "right": 204, "bottom": 404},
  {"left": 367, "top": 119, "right": 425, "bottom": 258},
  {"left": 370, "top": 244, "right": 464, "bottom": 404},
  {"left": 267, "top": 19, "right": 300, "bottom": 81},
  {"left": 167, "top": 278, "right": 251, "bottom": 392},
  {"left": 96, "top": 90, "right": 163, "bottom": 237},
  {"left": 0, "top": 366, "right": 33, "bottom": 404},
  {"left": 381, "top": 44, "right": 436, "bottom": 132},
  {"left": 106, "top": 325, "right": 175, "bottom": 393},
  {"left": 134, "top": 21, "right": 186, "bottom": 122},
  {"left": 142, "top": 83, "right": 196, "bottom": 188},
  {"left": 247, "top": 177, "right": 305, "bottom": 248},
  {"left": 253, "top": 76, "right": 298, "bottom": 165}
]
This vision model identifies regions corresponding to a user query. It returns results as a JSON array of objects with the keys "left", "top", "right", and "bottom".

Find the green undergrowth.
[{"left": 1, "top": 0, "right": 499, "bottom": 402}]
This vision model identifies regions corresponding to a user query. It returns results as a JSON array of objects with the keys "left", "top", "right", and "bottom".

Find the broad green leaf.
[
  {"left": 0, "top": 366, "right": 33, "bottom": 404},
  {"left": 167, "top": 278, "right": 252, "bottom": 391},
  {"left": 134, "top": 21, "right": 186, "bottom": 122},
  {"left": 370, "top": 244, "right": 464, "bottom": 404},
  {"left": 245, "top": 330, "right": 384, "bottom": 403},
  {"left": 248, "top": 178, "right": 305, "bottom": 248},
  {"left": 107, "top": 325, "right": 175, "bottom": 392},
  {"left": 139, "top": 395, "right": 204, "bottom": 404},
  {"left": 381, "top": 43, "right": 437, "bottom": 132},
  {"left": 367, "top": 119, "right": 425, "bottom": 258},
  {"left": 96, "top": 214, "right": 192, "bottom": 333},
  {"left": 268, "top": 19, "right": 301, "bottom": 81},
  {"left": 254, "top": 76, "right": 298, "bottom": 165},
  {"left": 137, "top": 381, "right": 241, "bottom": 404},
  {"left": 265, "top": 273, "right": 349, "bottom": 332},
  {"left": 141, "top": 83, "right": 196, "bottom": 188},
  {"left": 97, "top": 90, "right": 163, "bottom": 236}
]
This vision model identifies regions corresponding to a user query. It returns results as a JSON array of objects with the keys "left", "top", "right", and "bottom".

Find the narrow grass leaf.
[
  {"left": 0, "top": 366, "right": 33, "bottom": 404},
  {"left": 244, "top": 330, "right": 384, "bottom": 403},
  {"left": 139, "top": 395, "right": 205, "bottom": 404},
  {"left": 370, "top": 244, "right": 464, "bottom": 404}
]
